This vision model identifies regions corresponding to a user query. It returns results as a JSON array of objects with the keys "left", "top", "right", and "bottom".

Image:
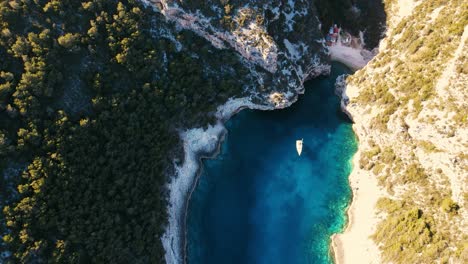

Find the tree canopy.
[{"left": 0, "top": 0, "right": 249, "bottom": 262}]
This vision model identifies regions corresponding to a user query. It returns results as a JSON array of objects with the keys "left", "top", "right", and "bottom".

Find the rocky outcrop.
[
  {"left": 142, "top": 0, "right": 331, "bottom": 107},
  {"left": 334, "top": 74, "right": 352, "bottom": 122}
]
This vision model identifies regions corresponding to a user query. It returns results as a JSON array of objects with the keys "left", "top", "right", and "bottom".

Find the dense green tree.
[
  {"left": 0, "top": 130, "right": 10, "bottom": 156},
  {"left": 0, "top": 0, "right": 247, "bottom": 262},
  {"left": 58, "top": 33, "right": 81, "bottom": 52}
]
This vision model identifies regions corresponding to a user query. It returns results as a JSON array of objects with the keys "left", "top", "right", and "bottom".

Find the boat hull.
[{"left": 296, "top": 140, "right": 303, "bottom": 156}]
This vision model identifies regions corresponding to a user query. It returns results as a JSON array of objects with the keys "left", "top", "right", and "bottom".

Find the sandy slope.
[
  {"left": 333, "top": 0, "right": 468, "bottom": 263},
  {"left": 329, "top": 42, "right": 373, "bottom": 71},
  {"left": 331, "top": 80, "right": 384, "bottom": 264},
  {"left": 328, "top": 28, "right": 382, "bottom": 261}
]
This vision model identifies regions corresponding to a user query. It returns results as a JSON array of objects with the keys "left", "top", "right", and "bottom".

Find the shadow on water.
[
  {"left": 336, "top": 108, "right": 353, "bottom": 123},
  {"left": 314, "top": 0, "right": 387, "bottom": 49},
  {"left": 300, "top": 144, "right": 321, "bottom": 161}
]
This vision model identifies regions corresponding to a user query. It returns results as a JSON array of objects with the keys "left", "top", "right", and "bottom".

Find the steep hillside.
[
  {"left": 334, "top": 0, "right": 468, "bottom": 263},
  {"left": 142, "top": 0, "right": 332, "bottom": 106}
]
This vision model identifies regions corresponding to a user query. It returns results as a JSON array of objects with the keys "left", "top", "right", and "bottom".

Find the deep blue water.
[{"left": 187, "top": 63, "right": 357, "bottom": 264}]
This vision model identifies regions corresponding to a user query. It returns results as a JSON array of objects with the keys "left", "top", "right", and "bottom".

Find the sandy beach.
[
  {"left": 331, "top": 145, "right": 383, "bottom": 264},
  {"left": 327, "top": 29, "right": 376, "bottom": 71},
  {"left": 329, "top": 43, "right": 372, "bottom": 71},
  {"left": 329, "top": 39, "right": 383, "bottom": 264}
]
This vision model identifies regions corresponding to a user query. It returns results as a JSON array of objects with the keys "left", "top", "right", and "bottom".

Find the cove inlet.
[{"left": 187, "top": 63, "right": 357, "bottom": 264}]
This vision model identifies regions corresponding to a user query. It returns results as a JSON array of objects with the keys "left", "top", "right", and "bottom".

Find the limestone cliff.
[
  {"left": 334, "top": 0, "right": 467, "bottom": 263},
  {"left": 142, "top": 0, "right": 332, "bottom": 108}
]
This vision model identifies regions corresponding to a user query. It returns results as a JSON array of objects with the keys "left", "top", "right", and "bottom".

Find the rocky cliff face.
[
  {"left": 142, "top": 0, "right": 332, "bottom": 108},
  {"left": 334, "top": 0, "right": 467, "bottom": 263}
]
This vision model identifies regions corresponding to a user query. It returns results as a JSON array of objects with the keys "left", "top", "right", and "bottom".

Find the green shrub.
[
  {"left": 359, "top": 146, "right": 381, "bottom": 170},
  {"left": 373, "top": 206, "right": 435, "bottom": 263},
  {"left": 418, "top": 140, "right": 440, "bottom": 153},
  {"left": 440, "top": 197, "right": 459, "bottom": 214},
  {"left": 401, "top": 163, "right": 427, "bottom": 183}
]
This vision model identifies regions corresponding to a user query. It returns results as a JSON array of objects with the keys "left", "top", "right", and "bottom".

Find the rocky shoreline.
[
  {"left": 163, "top": 48, "right": 379, "bottom": 263},
  {"left": 161, "top": 38, "right": 377, "bottom": 264},
  {"left": 142, "top": 1, "right": 382, "bottom": 263},
  {"left": 160, "top": 98, "right": 272, "bottom": 264},
  {"left": 161, "top": 68, "right": 332, "bottom": 263}
]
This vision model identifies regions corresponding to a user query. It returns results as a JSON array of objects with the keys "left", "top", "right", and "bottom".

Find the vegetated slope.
[
  {"left": 343, "top": 0, "right": 467, "bottom": 262},
  {"left": 0, "top": 0, "right": 333, "bottom": 263}
]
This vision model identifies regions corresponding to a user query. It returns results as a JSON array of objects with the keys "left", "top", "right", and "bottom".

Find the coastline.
[
  {"left": 141, "top": 1, "right": 382, "bottom": 263},
  {"left": 161, "top": 35, "right": 375, "bottom": 264},
  {"left": 331, "top": 78, "right": 383, "bottom": 264},
  {"left": 161, "top": 99, "right": 265, "bottom": 264},
  {"left": 330, "top": 144, "right": 383, "bottom": 264},
  {"left": 161, "top": 52, "right": 334, "bottom": 262},
  {"left": 161, "top": 97, "right": 306, "bottom": 264},
  {"left": 179, "top": 126, "right": 228, "bottom": 264},
  {"left": 328, "top": 34, "right": 375, "bottom": 72},
  {"left": 143, "top": 2, "right": 337, "bottom": 262}
]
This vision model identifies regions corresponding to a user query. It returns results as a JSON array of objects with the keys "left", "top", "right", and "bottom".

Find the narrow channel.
[{"left": 187, "top": 63, "right": 357, "bottom": 264}]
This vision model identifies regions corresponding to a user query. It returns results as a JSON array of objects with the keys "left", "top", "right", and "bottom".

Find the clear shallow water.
[{"left": 187, "top": 63, "right": 357, "bottom": 264}]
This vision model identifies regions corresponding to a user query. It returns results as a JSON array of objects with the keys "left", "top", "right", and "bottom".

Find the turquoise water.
[{"left": 187, "top": 63, "right": 357, "bottom": 264}]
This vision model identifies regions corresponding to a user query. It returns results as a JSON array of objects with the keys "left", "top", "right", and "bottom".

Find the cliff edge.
[{"left": 334, "top": 0, "right": 467, "bottom": 263}]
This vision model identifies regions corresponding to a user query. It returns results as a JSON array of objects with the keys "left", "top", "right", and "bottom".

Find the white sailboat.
[{"left": 296, "top": 139, "right": 303, "bottom": 156}]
